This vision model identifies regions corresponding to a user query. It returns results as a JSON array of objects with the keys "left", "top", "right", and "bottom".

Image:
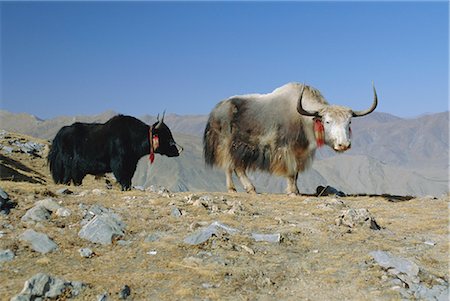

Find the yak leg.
[
  {"left": 286, "top": 173, "right": 299, "bottom": 196},
  {"left": 111, "top": 157, "right": 134, "bottom": 191},
  {"left": 235, "top": 168, "right": 256, "bottom": 194},
  {"left": 226, "top": 168, "right": 237, "bottom": 193}
]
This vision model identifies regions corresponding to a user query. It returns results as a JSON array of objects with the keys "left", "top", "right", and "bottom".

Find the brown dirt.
[{"left": 0, "top": 132, "right": 448, "bottom": 300}]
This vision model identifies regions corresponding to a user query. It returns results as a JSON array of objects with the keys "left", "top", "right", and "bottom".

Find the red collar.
[
  {"left": 149, "top": 127, "right": 159, "bottom": 164},
  {"left": 313, "top": 118, "right": 325, "bottom": 147}
]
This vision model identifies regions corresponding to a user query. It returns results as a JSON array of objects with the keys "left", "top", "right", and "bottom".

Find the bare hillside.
[{"left": 0, "top": 132, "right": 448, "bottom": 300}]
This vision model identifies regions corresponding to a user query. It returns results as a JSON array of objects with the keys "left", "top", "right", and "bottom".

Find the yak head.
[
  {"left": 297, "top": 84, "right": 378, "bottom": 152},
  {"left": 151, "top": 113, "right": 183, "bottom": 157}
]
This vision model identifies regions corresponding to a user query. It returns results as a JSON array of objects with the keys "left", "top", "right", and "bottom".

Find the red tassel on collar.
[
  {"left": 314, "top": 118, "right": 325, "bottom": 147},
  {"left": 149, "top": 127, "right": 159, "bottom": 164}
]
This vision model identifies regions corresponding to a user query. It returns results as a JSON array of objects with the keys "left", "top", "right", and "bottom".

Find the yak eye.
[{"left": 325, "top": 121, "right": 331, "bottom": 124}]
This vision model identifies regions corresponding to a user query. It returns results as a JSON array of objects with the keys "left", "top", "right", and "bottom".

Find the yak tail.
[
  {"left": 47, "top": 133, "right": 65, "bottom": 184},
  {"left": 203, "top": 115, "right": 219, "bottom": 167}
]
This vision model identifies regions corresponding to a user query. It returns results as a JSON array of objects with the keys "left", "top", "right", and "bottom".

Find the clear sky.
[{"left": 1, "top": 1, "right": 448, "bottom": 119}]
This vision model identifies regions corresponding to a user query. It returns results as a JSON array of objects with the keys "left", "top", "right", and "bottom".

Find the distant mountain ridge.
[{"left": 1, "top": 110, "right": 448, "bottom": 196}]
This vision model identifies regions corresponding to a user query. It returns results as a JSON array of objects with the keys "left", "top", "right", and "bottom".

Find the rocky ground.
[{"left": 0, "top": 132, "right": 448, "bottom": 300}]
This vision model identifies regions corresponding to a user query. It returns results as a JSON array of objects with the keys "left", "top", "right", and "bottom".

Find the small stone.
[
  {"left": 92, "top": 189, "right": 105, "bottom": 195},
  {"left": 21, "top": 205, "right": 51, "bottom": 222},
  {"left": 36, "top": 198, "right": 62, "bottom": 212},
  {"left": 0, "top": 187, "right": 9, "bottom": 200},
  {"left": 118, "top": 285, "right": 131, "bottom": 299},
  {"left": 19, "top": 229, "right": 58, "bottom": 254},
  {"left": 117, "top": 240, "right": 132, "bottom": 246},
  {"left": 337, "top": 208, "right": 380, "bottom": 230},
  {"left": 423, "top": 240, "right": 436, "bottom": 246},
  {"left": 171, "top": 207, "right": 182, "bottom": 217},
  {"left": 97, "top": 293, "right": 109, "bottom": 301},
  {"left": 56, "top": 207, "right": 71, "bottom": 217},
  {"left": 78, "top": 214, "right": 125, "bottom": 245},
  {"left": 251, "top": 233, "right": 281, "bottom": 243},
  {"left": 10, "top": 273, "right": 85, "bottom": 300},
  {"left": 147, "top": 250, "right": 157, "bottom": 256},
  {"left": 144, "top": 233, "right": 162, "bottom": 242},
  {"left": 240, "top": 245, "right": 255, "bottom": 255},
  {"left": 79, "top": 248, "right": 94, "bottom": 258},
  {"left": 184, "top": 221, "right": 239, "bottom": 245},
  {"left": 56, "top": 188, "right": 73, "bottom": 195},
  {"left": 0, "top": 249, "right": 15, "bottom": 262},
  {"left": 370, "top": 250, "right": 419, "bottom": 278}
]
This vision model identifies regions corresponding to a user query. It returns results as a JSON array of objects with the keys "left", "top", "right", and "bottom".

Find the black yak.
[
  {"left": 204, "top": 82, "right": 377, "bottom": 195},
  {"left": 48, "top": 114, "right": 182, "bottom": 190}
]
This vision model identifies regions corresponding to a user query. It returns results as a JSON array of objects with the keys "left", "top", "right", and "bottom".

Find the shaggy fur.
[
  {"left": 48, "top": 115, "right": 180, "bottom": 190},
  {"left": 203, "top": 82, "right": 377, "bottom": 194}
]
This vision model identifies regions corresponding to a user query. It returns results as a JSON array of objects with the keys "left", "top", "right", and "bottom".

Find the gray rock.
[
  {"left": 78, "top": 214, "right": 125, "bottom": 245},
  {"left": 118, "top": 285, "right": 131, "bottom": 299},
  {"left": 0, "top": 187, "right": 9, "bottom": 200},
  {"left": 97, "top": 293, "right": 109, "bottom": 301},
  {"left": 144, "top": 232, "right": 163, "bottom": 242},
  {"left": 56, "top": 207, "right": 71, "bottom": 217},
  {"left": 0, "top": 187, "right": 16, "bottom": 214},
  {"left": 337, "top": 208, "right": 381, "bottom": 230},
  {"left": 36, "top": 198, "right": 61, "bottom": 212},
  {"left": 414, "top": 284, "right": 449, "bottom": 301},
  {"left": 184, "top": 221, "right": 239, "bottom": 245},
  {"left": 56, "top": 188, "right": 73, "bottom": 195},
  {"left": 0, "top": 249, "right": 15, "bottom": 262},
  {"left": 171, "top": 207, "right": 182, "bottom": 217},
  {"left": 21, "top": 205, "right": 51, "bottom": 222},
  {"left": 10, "top": 273, "right": 85, "bottom": 300},
  {"left": 251, "top": 233, "right": 281, "bottom": 243},
  {"left": 1, "top": 145, "right": 13, "bottom": 154},
  {"left": 19, "top": 229, "right": 58, "bottom": 254},
  {"left": 79, "top": 248, "right": 94, "bottom": 258},
  {"left": 117, "top": 240, "right": 132, "bottom": 246},
  {"left": 370, "top": 251, "right": 419, "bottom": 278}
]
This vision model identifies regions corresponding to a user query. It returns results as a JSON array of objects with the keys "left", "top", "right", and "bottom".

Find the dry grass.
[{"left": 0, "top": 132, "right": 448, "bottom": 300}]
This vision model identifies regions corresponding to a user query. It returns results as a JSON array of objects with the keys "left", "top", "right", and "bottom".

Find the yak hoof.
[
  {"left": 246, "top": 189, "right": 257, "bottom": 195},
  {"left": 228, "top": 188, "right": 237, "bottom": 193},
  {"left": 288, "top": 192, "right": 299, "bottom": 197}
]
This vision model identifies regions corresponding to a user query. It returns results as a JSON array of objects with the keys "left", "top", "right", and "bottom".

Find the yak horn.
[
  {"left": 155, "top": 111, "right": 166, "bottom": 129},
  {"left": 352, "top": 83, "right": 378, "bottom": 117},
  {"left": 297, "top": 85, "right": 320, "bottom": 117}
]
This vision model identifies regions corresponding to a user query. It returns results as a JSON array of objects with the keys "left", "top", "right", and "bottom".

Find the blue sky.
[{"left": 1, "top": 1, "right": 448, "bottom": 119}]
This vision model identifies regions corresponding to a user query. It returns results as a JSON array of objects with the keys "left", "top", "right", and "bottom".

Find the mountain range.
[{"left": 0, "top": 109, "right": 448, "bottom": 196}]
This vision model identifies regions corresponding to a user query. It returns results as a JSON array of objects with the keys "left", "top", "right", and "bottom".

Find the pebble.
[
  {"left": 56, "top": 188, "right": 73, "bottom": 195},
  {"left": 0, "top": 249, "right": 15, "bottom": 262},
  {"left": 97, "top": 293, "right": 109, "bottom": 301},
  {"left": 336, "top": 208, "right": 380, "bottom": 230},
  {"left": 10, "top": 273, "right": 85, "bottom": 300},
  {"left": 171, "top": 207, "right": 182, "bottom": 217},
  {"left": 184, "top": 221, "right": 239, "bottom": 245},
  {"left": 251, "top": 233, "right": 281, "bottom": 243},
  {"left": 370, "top": 250, "right": 419, "bottom": 278},
  {"left": 78, "top": 214, "right": 125, "bottom": 245},
  {"left": 21, "top": 205, "right": 51, "bottom": 222},
  {"left": 19, "top": 229, "right": 58, "bottom": 254},
  {"left": 79, "top": 248, "right": 94, "bottom": 258},
  {"left": 118, "top": 285, "right": 131, "bottom": 299}
]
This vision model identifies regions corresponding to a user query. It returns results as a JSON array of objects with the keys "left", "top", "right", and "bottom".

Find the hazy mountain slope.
[
  {"left": 130, "top": 134, "right": 447, "bottom": 196},
  {"left": 0, "top": 110, "right": 118, "bottom": 140},
  {"left": 1, "top": 110, "right": 448, "bottom": 196}
]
